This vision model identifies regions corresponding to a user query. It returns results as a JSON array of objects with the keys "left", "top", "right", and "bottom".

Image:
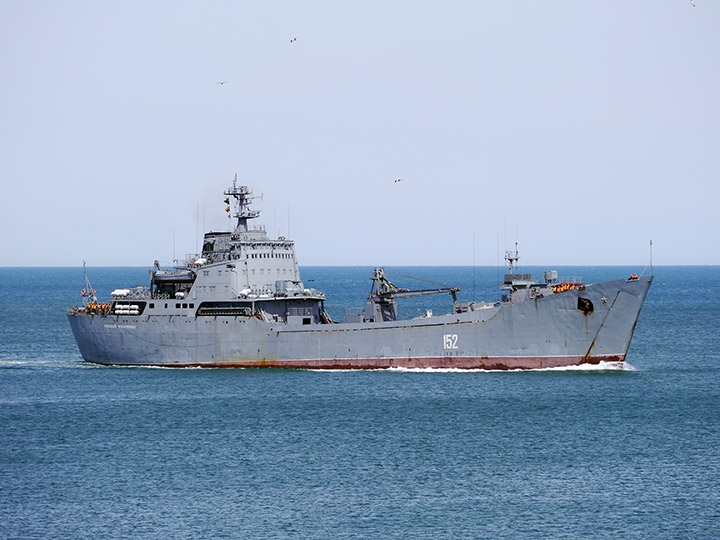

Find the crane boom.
[{"left": 372, "top": 287, "right": 460, "bottom": 300}]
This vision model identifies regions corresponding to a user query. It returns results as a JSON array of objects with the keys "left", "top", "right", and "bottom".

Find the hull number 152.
[{"left": 443, "top": 334, "right": 458, "bottom": 350}]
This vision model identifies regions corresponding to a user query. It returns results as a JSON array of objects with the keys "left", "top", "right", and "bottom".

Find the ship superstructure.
[{"left": 68, "top": 178, "right": 652, "bottom": 369}]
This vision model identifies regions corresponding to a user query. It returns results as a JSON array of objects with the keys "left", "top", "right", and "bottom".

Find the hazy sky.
[{"left": 1, "top": 1, "right": 718, "bottom": 267}]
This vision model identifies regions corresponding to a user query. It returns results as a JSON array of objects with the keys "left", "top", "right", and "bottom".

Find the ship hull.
[
  {"left": 64, "top": 355, "right": 624, "bottom": 370},
  {"left": 68, "top": 277, "right": 651, "bottom": 370}
]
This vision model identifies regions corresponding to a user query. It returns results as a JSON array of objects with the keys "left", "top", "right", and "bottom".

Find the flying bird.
[
  {"left": 394, "top": 178, "right": 404, "bottom": 183},
  {"left": 691, "top": 0, "right": 696, "bottom": 6},
  {"left": 290, "top": 37, "right": 297, "bottom": 43},
  {"left": 216, "top": 81, "right": 229, "bottom": 85}
]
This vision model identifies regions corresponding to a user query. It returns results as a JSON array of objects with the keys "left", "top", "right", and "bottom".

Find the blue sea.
[{"left": 1, "top": 266, "right": 718, "bottom": 540}]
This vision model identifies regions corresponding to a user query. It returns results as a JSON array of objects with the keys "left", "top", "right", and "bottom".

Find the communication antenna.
[
  {"left": 472, "top": 232, "right": 476, "bottom": 302},
  {"left": 496, "top": 232, "right": 501, "bottom": 292},
  {"left": 650, "top": 239, "right": 653, "bottom": 276}
]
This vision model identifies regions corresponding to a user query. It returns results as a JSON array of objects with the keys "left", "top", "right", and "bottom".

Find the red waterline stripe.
[{"left": 89, "top": 354, "right": 625, "bottom": 370}]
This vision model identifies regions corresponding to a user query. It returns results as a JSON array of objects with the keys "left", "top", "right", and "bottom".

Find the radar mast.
[
  {"left": 505, "top": 242, "right": 520, "bottom": 274},
  {"left": 224, "top": 174, "right": 260, "bottom": 233}
]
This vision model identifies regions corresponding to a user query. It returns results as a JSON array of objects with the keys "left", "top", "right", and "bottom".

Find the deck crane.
[{"left": 366, "top": 268, "right": 461, "bottom": 322}]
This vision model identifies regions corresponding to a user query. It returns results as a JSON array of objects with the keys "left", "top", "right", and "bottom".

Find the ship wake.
[{"left": 329, "top": 360, "right": 638, "bottom": 373}]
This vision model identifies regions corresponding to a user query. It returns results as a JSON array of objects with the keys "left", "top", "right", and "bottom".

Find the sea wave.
[{"left": 323, "top": 360, "right": 639, "bottom": 373}]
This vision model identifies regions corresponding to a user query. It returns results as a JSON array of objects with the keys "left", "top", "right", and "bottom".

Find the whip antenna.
[
  {"left": 473, "top": 232, "right": 476, "bottom": 302},
  {"left": 650, "top": 239, "right": 653, "bottom": 276}
]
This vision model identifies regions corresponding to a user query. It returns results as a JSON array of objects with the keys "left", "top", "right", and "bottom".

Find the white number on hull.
[{"left": 443, "top": 334, "right": 458, "bottom": 350}]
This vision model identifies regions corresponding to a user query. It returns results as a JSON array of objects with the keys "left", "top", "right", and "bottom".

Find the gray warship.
[{"left": 68, "top": 178, "right": 652, "bottom": 369}]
